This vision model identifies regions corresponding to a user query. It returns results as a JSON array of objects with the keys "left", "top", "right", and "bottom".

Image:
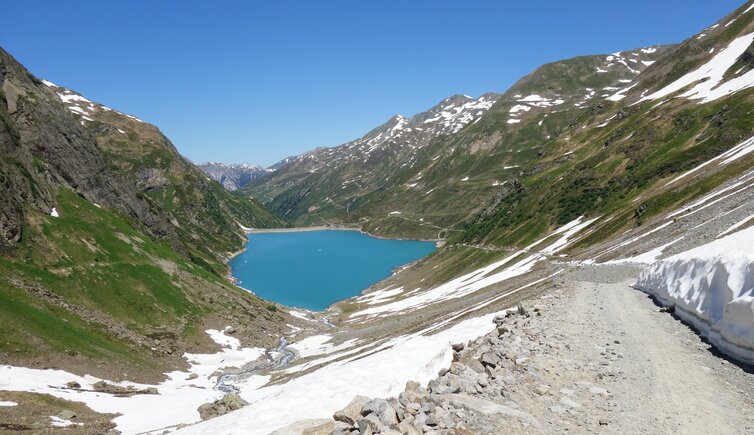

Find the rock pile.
[{"left": 326, "top": 305, "right": 541, "bottom": 434}]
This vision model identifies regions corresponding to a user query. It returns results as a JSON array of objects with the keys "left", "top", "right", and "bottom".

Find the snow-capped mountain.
[
  {"left": 198, "top": 162, "right": 273, "bottom": 191},
  {"left": 243, "top": 93, "right": 501, "bottom": 219},
  {"left": 269, "top": 93, "right": 500, "bottom": 174}
]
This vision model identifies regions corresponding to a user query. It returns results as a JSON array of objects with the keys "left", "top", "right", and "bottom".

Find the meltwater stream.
[
  {"left": 230, "top": 230, "right": 436, "bottom": 311},
  {"left": 214, "top": 337, "right": 294, "bottom": 393}
]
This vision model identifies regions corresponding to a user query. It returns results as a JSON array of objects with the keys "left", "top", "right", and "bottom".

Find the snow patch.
[
  {"left": 640, "top": 32, "right": 754, "bottom": 104},
  {"left": 50, "top": 416, "right": 82, "bottom": 427},
  {"left": 607, "top": 83, "right": 638, "bottom": 102},
  {"left": 289, "top": 310, "right": 315, "bottom": 322}
]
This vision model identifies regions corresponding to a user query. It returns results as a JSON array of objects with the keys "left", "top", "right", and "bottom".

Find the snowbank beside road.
[{"left": 634, "top": 226, "right": 754, "bottom": 363}]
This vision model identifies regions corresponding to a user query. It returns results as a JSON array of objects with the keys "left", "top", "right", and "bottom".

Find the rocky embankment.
[
  {"left": 282, "top": 265, "right": 754, "bottom": 435},
  {"left": 311, "top": 304, "right": 548, "bottom": 434}
]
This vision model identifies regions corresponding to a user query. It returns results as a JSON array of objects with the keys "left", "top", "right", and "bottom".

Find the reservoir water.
[{"left": 230, "top": 230, "right": 436, "bottom": 311}]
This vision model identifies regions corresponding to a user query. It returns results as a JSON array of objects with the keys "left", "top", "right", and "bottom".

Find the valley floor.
[{"left": 308, "top": 264, "right": 754, "bottom": 434}]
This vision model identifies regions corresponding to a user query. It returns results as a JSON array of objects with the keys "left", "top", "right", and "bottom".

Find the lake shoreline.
[
  {"left": 228, "top": 227, "right": 437, "bottom": 311},
  {"left": 244, "top": 225, "right": 442, "bottom": 244},
  {"left": 223, "top": 224, "right": 440, "bottom": 308}
]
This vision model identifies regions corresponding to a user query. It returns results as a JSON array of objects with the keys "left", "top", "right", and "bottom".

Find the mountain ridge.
[{"left": 245, "top": 43, "right": 674, "bottom": 239}]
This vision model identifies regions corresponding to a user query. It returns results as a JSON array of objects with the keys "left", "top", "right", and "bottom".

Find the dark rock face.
[
  {"left": 0, "top": 47, "right": 172, "bottom": 248},
  {"left": 0, "top": 47, "right": 284, "bottom": 259}
]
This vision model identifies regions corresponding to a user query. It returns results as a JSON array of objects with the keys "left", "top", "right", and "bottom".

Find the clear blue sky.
[{"left": 0, "top": 1, "right": 745, "bottom": 166}]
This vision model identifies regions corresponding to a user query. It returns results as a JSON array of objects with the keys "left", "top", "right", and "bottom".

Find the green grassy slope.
[{"left": 0, "top": 188, "right": 288, "bottom": 381}]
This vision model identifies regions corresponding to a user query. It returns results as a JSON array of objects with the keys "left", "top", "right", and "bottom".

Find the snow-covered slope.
[
  {"left": 634, "top": 226, "right": 754, "bottom": 363},
  {"left": 639, "top": 32, "right": 754, "bottom": 104}
]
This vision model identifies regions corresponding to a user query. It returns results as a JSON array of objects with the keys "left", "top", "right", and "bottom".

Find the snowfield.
[
  {"left": 0, "top": 329, "right": 265, "bottom": 434},
  {"left": 175, "top": 312, "right": 504, "bottom": 435},
  {"left": 634, "top": 226, "right": 754, "bottom": 363},
  {"left": 640, "top": 32, "right": 754, "bottom": 104}
]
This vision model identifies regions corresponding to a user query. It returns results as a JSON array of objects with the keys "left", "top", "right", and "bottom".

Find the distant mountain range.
[{"left": 197, "top": 162, "right": 272, "bottom": 191}]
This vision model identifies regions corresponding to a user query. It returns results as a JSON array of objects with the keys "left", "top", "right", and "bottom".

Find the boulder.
[
  {"left": 361, "top": 398, "right": 398, "bottom": 426},
  {"left": 405, "top": 402, "right": 421, "bottom": 415},
  {"left": 398, "top": 391, "right": 419, "bottom": 406},
  {"left": 398, "top": 418, "right": 420, "bottom": 435},
  {"left": 57, "top": 410, "right": 76, "bottom": 420},
  {"left": 480, "top": 351, "right": 501, "bottom": 368},
  {"left": 404, "top": 380, "right": 420, "bottom": 392},
  {"left": 451, "top": 342, "right": 465, "bottom": 352},
  {"left": 457, "top": 353, "right": 486, "bottom": 373},
  {"left": 333, "top": 395, "right": 370, "bottom": 426},
  {"left": 269, "top": 419, "right": 335, "bottom": 435},
  {"left": 412, "top": 412, "right": 428, "bottom": 429},
  {"left": 432, "top": 394, "right": 535, "bottom": 423},
  {"left": 357, "top": 413, "right": 385, "bottom": 433},
  {"left": 197, "top": 394, "right": 249, "bottom": 420},
  {"left": 332, "top": 424, "right": 356, "bottom": 435}
]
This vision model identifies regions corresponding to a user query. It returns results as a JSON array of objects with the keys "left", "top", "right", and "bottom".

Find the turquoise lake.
[{"left": 230, "top": 230, "right": 436, "bottom": 311}]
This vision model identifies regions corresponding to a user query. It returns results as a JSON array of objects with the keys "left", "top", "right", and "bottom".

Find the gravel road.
[{"left": 310, "top": 264, "right": 754, "bottom": 434}]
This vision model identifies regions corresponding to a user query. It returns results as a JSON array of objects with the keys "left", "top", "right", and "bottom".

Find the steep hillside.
[
  {"left": 198, "top": 162, "right": 272, "bottom": 191},
  {"left": 0, "top": 48, "right": 288, "bottom": 381},
  {"left": 454, "top": 1, "right": 754, "bottom": 250},
  {"left": 39, "top": 79, "right": 285, "bottom": 273}
]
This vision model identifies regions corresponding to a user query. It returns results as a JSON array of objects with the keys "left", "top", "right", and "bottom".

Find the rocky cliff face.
[{"left": 0, "top": 48, "right": 170, "bottom": 249}]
